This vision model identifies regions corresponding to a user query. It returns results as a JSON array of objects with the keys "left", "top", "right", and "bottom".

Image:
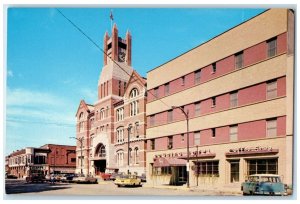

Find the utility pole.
[
  {"left": 127, "top": 125, "right": 132, "bottom": 175},
  {"left": 70, "top": 137, "right": 83, "bottom": 176}
]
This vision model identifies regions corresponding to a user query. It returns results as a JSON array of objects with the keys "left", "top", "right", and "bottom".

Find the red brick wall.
[
  {"left": 238, "top": 83, "right": 266, "bottom": 106},
  {"left": 244, "top": 42, "right": 267, "bottom": 67},
  {"left": 238, "top": 120, "right": 266, "bottom": 140},
  {"left": 277, "top": 77, "right": 286, "bottom": 96},
  {"left": 215, "top": 93, "right": 230, "bottom": 112},
  {"left": 277, "top": 32, "right": 287, "bottom": 54},
  {"left": 277, "top": 116, "right": 286, "bottom": 136}
]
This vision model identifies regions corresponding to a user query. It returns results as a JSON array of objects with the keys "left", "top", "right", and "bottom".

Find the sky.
[{"left": 5, "top": 7, "right": 266, "bottom": 155}]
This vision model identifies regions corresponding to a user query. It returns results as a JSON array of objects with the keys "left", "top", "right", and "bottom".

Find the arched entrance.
[{"left": 94, "top": 143, "right": 106, "bottom": 175}]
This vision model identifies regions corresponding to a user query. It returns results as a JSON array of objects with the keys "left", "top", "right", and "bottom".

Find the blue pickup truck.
[{"left": 241, "top": 174, "right": 287, "bottom": 196}]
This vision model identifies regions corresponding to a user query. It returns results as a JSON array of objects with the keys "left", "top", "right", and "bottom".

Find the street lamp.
[
  {"left": 172, "top": 106, "right": 190, "bottom": 188},
  {"left": 70, "top": 137, "right": 83, "bottom": 176},
  {"left": 127, "top": 125, "right": 132, "bottom": 175}
]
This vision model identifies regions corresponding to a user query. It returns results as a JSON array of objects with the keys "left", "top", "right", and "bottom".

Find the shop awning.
[{"left": 153, "top": 157, "right": 186, "bottom": 167}]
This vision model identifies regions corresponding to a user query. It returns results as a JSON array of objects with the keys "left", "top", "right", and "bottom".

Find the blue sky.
[{"left": 5, "top": 7, "right": 265, "bottom": 155}]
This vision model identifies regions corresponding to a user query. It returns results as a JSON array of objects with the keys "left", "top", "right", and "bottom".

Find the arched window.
[
  {"left": 90, "top": 135, "right": 94, "bottom": 147},
  {"left": 116, "top": 108, "right": 124, "bottom": 121},
  {"left": 79, "top": 112, "right": 84, "bottom": 120},
  {"left": 130, "top": 100, "right": 139, "bottom": 116},
  {"left": 116, "top": 127, "right": 124, "bottom": 143},
  {"left": 134, "top": 147, "right": 139, "bottom": 164},
  {"left": 130, "top": 88, "right": 139, "bottom": 98},
  {"left": 100, "top": 108, "right": 105, "bottom": 120},
  {"left": 116, "top": 150, "right": 124, "bottom": 167},
  {"left": 95, "top": 143, "right": 106, "bottom": 157}
]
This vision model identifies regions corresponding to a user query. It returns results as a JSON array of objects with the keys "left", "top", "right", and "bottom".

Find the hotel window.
[
  {"left": 150, "top": 139, "right": 155, "bottom": 150},
  {"left": 267, "top": 118, "right": 277, "bottom": 137},
  {"left": 195, "top": 69, "right": 201, "bottom": 84},
  {"left": 164, "top": 83, "right": 170, "bottom": 95},
  {"left": 198, "top": 161, "right": 219, "bottom": 176},
  {"left": 154, "top": 87, "right": 159, "bottom": 98},
  {"left": 124, "top": 82, "right": 127, "bottom": 92},
  {"left": 181, "top": 76, "right": 185, "bottom": 86},
  {"left": 195, "top": 102, "right": 201, "bottom": 116},
  {"left": 212, "top": 63, "right": 216, "bottom": 73},
  {"left": 267, "top": 37, "right": 277, "bottom": 58},
  {"left": 167, "top": 110, "right": 173, "bottom": 123},
  {"left": 235, "top": 52, "right": 244, "bottom": 69},
  {"left": 150, "top": 115, "right": 155, "bottom": 126},
  {"left": 117, "top": 151, "right": 124, "bottom": 167},
  {"left": 267, "top": 80, "right": 277, "bottom": 99},
  {"left": 248, "top": 159, "right": 278, "bottom": 175},
  {"left": 212, "top": 128, "right": 216, "bottom": 138},
  {"left": 230, "top": 91, "right": 238, "bottom": 108},
  {"left": 230, "top": 125, "right": 238, "bottom": 142},
  {"left": 168, "top": 136, "right": 173, "bottom": 149},
  {"left": 211, "top": 97, "right": 216, "bottom": 107},
  {"left": 194, "top": 131, "right": 200, "bottom": 145}
]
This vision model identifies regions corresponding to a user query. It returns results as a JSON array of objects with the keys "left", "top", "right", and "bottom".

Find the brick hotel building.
[
  {"left": 75, "top": 24, "right": 147, "bottom": 176},
  {"left": 146, "top": 9, "right": 294, "bottom": 189}
]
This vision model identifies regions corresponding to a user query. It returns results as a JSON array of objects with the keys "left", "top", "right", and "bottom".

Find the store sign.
[
  {"left": 226, "top": 146, "right": 278, "bottom": 156},
  {"left": 154, "top": 149, "right": 215, "bottom": 158}
]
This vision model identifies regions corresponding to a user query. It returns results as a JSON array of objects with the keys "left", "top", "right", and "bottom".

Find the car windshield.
[
  {"left": 261, "top": 176, "right": 281, "bottom": 183},
  {"left": 248, "top": 176, "right": 259, "bottom": 182}
]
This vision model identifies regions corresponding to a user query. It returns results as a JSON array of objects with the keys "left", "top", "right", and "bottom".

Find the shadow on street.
[{"left": 5, "top": 179, "right": 71, "bottom": 194}]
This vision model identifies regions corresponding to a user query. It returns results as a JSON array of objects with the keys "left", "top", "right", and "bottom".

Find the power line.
[
  {"left": 55, "top": 8, "right": 171, "bottom": 110},
  {"left": 7, "top": 118, "right": 74, "bottom": 127}
]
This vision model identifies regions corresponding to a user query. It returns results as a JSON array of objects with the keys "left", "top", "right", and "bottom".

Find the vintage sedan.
[
  {"left": 241, "top": 174, "right": 287, "bottom": 196},
  {"left": 114, "top": 174, "right": 141, "bottom": 187},
  {"left": 73, "top": 175, "right": 98, "bottom": 184}
]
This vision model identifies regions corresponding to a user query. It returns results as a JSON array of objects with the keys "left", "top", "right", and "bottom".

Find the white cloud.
[
  {"left": 6, "top": 87, "right": 76, "bottom": 125},
  {"left": 6, "top": 87, "right": 65, "bottom": 107},
  {"left": 79, "top": 87, "right": 97, "bottom": 104}
]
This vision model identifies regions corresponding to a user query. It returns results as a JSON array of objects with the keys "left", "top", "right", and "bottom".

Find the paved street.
[{"left": 5, "top": 179, "right": 241, "bottom": 198}]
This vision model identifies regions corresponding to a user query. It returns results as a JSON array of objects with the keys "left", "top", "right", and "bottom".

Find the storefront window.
[
  {"left": 247, "top": 158, "right": 278, "bottom": 175},
  {"left": 196, "top": 161, "right": 219, "bottom": 177},
  {"left": 153, "top": 167, "right": 172, "bottom": 176}
]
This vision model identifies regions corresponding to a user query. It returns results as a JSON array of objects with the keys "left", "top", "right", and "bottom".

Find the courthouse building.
[
  {"left": 146, "top": 9, "right": 294, "bottom": 189},
  {"left": 75, "top": 24, "right": 147, "bottom": 176}
]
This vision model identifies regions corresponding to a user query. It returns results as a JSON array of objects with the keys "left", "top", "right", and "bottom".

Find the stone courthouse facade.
[
  {"left": 145, "top": 9, "right": 294, "bottom": 190},
  {"left": 75, "top": 24, "right": 147, "bottom": 176}
]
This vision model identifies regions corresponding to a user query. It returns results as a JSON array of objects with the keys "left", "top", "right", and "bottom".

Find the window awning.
[{"left": 153, "top": 157, "right": 186, "bottom": 167}]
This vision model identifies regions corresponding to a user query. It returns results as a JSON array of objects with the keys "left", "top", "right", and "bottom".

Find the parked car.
[
  {"left": 59, "top": 173, "right": 76, "bottom": 182},
  {"left": 138, "top": 173, "right": 146, "bottom": 182},
  {"left": 6, "top": 174, "right": 18, "bottom": 179},
  {"left": 241, "top": 174, "right": 287, "bottom": 196},
  {"left": 25, "top": 173, "right": 45, "bottom": 183},
  {"left": 73, "top": 175, "right": 98, "bottom": 184},
  {"left": 114, "top": 174, "right": 141, "bottom": 187},
  {"left": 100, "top": 172, "right": 112, "bottom": 180}
]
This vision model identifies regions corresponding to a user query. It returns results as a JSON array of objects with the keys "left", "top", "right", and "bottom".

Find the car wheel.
[{"left": 117, "top": 185, "right": 120, "bottom": 187}]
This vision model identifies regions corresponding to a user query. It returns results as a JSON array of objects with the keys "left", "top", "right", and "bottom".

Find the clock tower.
[{"left": 103, "top": 23, "right": 132, "bottom": 66}]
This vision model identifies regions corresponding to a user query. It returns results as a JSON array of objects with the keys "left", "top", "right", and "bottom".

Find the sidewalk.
[{"left": 143, "top": 183, "right": 242, "bottom": 195}]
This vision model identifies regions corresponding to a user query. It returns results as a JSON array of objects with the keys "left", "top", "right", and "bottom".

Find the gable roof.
[
  {"left": 75, "top": 100, "right": 94, "bottom": 116},
  {"left": 123, "top": 70, "right": 147, "bottom": 95}
]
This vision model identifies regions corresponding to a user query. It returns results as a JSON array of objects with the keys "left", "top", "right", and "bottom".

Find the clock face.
[{"left": 118, "top": 51, "right": 126, "bottom": 62}]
